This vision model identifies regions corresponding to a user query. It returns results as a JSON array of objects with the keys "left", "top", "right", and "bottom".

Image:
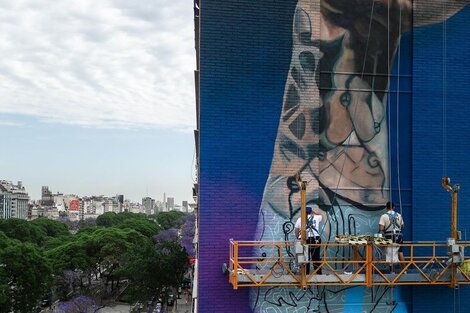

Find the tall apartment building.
[
  {"left": 166, "top": 197, "right": 174, "bottom": 211},
  {"left": 182, "top": 200, "right": 189, "bottom": 213},
  {"left": 0, "top": 193, "right": 12, "bottom": 219},
  {"left": 115, "top": 195, "right": 124, "bottom": 212},
  {"left": 0, "top": 180, "right": 30, "bottom": 219},
  {"left": 142, "top": 197, "right": 155, "bottom": 215}
]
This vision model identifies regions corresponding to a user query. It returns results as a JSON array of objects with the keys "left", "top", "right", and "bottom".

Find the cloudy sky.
[{"left": 0, "top": 0, "right": 196, "bottom": 204}]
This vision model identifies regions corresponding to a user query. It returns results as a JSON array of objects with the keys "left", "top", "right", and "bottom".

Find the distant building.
[
  {"left": 142, "top": 197, "right": 155, "bottom": 215},
  {"left": 81, "top": 196, "right": 106, "bottom": 216},
  {"left": 103, "top": 198, "right": 117, "bottom": 213},
  {"left": 69, "top": 199, "right": 80, "bottom": 213},
  {"left": 167, "top": 197, "right": 175, "bottom": 211},
  {"left": 53, "top": 193, "right": 66, "bottom": 212},
  {"left": 0, "top": 193, "right": 12, "bottom": 219},
  {"left": 125, "top": 201, "right": 142, "bottom": 214},
  {"left": 116, "top": 195, "right": 124, "bottom": 212},
  {"left": 155, "top": 200, "right": 164, "bottom": 213},
  {"left": 182, "top": 201, "right": 189, "bottom": 213},
  {"left": 41, "top": 186, "right": 54, "bottom": 206},
  {"left": 117, "top": 195, "right": 124, "bottom": 204},
  {"left": 0, "top": 180, "right": 29, "bottom": 219}
]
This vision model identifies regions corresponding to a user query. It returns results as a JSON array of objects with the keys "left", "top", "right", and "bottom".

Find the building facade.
[
  {"left": 41, "top": 186, "right": 54, "bottom": 206},
  {"left": 0, "top": 180, "right": 30, "bottom": 219},
  {"left": 167, "top": 197, "right": 175, "bottom": 211},
  {"left": 198, "top": 1, "right": 470, "bottom": 312},
  {"left": 142, "top": 197, "right": 155, "bottom": 215},
  {"left": 0, "top": 193, "right": 12, "bottom": 219}
]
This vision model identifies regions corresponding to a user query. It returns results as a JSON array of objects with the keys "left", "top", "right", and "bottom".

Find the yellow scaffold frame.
[{"left": 229, "top": 240, "right": 470, "bottom": 289}]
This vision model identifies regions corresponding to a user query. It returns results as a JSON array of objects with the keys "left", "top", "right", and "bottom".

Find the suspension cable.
[
  {"left": 387, "top": 0, "right": 394, "bottom": 306},
  {"left": 443, "top": 0, "right": 448, "bottom": 177},
  {"left": 396, "top": 0, "right": 403, "bottom": 216},
  {"left": 317, "top": 0, "right": 377, "bottom": 240},
  {"left": 329, "top": 0, "right": 377, "bottom": 208},
  {"left": 387, "top": 0, "right": 392, "bottom": 205}
]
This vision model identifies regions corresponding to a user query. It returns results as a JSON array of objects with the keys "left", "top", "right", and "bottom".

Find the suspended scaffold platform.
[
  {"left": 228, "top": 176, "right": 468, "bottom": 290},
  {"left": 229, "top": 238, "right": 470, "bottom": 289}
]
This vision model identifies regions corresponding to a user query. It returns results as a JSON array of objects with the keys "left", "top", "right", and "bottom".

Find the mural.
[{"left": 251, "top": 0, "right": 468, "bottom": 312}]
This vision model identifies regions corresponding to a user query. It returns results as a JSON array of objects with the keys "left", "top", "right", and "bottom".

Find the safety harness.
[
  {"left": 384, "top": 211, "right": 402, "bottom": 235},
  {"left": 306, "top": 216, "right": 320, "bottom": 238}
]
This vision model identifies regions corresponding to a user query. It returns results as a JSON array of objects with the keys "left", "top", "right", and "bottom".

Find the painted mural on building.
[
  {"left": 250, "top": 1, "right": 468, "bottom": 312},
  {"left": 199, "top": 0, "right": 470, "bottom": 312}
]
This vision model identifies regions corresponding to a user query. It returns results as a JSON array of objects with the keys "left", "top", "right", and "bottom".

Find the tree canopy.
[
  {"left": 0, "top": 218, "right": 47, "bottom": 246},
  {"left": 96, "top": 211, "right": 148, "bottom": 228},
  {"left": 0, "top": 210, "right": 194, "bottom": 308},
  {"left": 156, "top": 210, "right": 186, "bottom": 230},
  {"left": 31, "top": 217, "right": 70, "bottom": 239},
  {"left": 0, "top": 237, "right": 52, "bottom": 312},
  {"left": 119, "top": 234, "right": 188, "bottom": 302},
  {"left": 118, "top": 218, "right": 161, "bottom": 238}
]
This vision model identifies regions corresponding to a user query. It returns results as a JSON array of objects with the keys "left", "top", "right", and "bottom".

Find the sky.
[{"left": 0, "top": 0, "right": 196, "bottom": 204}]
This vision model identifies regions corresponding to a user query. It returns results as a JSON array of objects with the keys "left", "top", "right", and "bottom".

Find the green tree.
[
  {"left": 46, "top": 241, "right": 93, "bottom": 274},
  {"left": 156, "top": 210, "right": 186, "bottom": 230},
  {"left": 120, "top": 232, "right": 188, "bottom": 303},
  {"left": 45, "top": 230, "right": 99, "bottom": 299},
  {"left": 155, "top": 240, "right": 188, "bottom": 288},
  {"left": 117, "top": 239, "right": 159, "bottom": 301},
  {"left": 91, "top": 227, "right": 149, "bottom": 291},
  {"left": 117, "top": 218, "right": 160, "bottom": 238},
  {"left": 0, "top": 230, "right": 9, "bottom": 249},
  {"left": 96, "top": 212, "right": 119, "bottom": 227},
  {"left": 0, "top": 218, "right": 46, "bottom": 246},
  {"left": 96, "top": 211, "right": 148, "bottom": 228},
  {"left": 0, "top": 238, "right": 52, "bottom": 312},
  {"left": 0, "top": 232, "right": 9, "bottom": 307},
  {"left": 42, "top": 235, "right": 74, "bottom": 251},
  {"left": 45, "top": 227, "right": 151, "bottom": 298},
  {"left": 31, "top": 217, "right": 70, "bottom": 238}
]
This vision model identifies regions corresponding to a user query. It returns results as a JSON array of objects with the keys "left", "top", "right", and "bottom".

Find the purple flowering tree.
[
  {"left": 181, "top": 213, "right": 195, "bottom": 256},
  {"left": 53, "top": 295, "right": 99, "bottom": 313},
  {"left": 54, "top": 270, "right": 82, "bottom": 300},
  {"left": 153, "top": 228, "right": 179, "bottom": 244}
]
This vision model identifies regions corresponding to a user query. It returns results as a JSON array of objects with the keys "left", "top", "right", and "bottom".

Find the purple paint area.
[{"left": 198, "top": 181, "right": 261, "bottom": 312}]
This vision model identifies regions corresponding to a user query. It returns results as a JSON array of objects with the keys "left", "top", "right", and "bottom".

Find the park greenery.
[{"left": 0, "top": 210, "right": 194, "bottom": 313}]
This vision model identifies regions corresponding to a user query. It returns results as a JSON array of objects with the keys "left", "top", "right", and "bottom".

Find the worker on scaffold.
[
  {"left": 379, "top": 201, "right": 405, "bottom": 272},
  {"left": 295, "top": 205, "right": 323, "bottom": 274}
]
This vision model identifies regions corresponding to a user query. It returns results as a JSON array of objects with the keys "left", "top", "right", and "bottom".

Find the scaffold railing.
[{"left": 228, "top": 239, "right": 470, "bottom": 289}]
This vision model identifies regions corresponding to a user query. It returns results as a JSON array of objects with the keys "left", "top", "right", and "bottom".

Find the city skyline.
[
  {"left": 0, "top": 0, "right": 196, "bottom": 204},
  {"left": 2, "top": 175, "right": 192, "bottom": 205}
]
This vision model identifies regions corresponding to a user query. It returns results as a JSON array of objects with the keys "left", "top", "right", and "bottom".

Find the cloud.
[
  {"left": 0, "top": 0, "right": 196, "bottom": 132},
  {"left": 0, "top": 120, "right": 24, "bottom": 127}
]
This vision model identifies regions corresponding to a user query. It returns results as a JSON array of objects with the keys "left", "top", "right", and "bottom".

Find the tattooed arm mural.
[{"left": 252, "top": 0, "right": 469, "bottom": 312}]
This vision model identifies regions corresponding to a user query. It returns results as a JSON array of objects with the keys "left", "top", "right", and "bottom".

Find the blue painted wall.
[
  {"left": 412, "top": 5, "right": 470, "bottom": 312},
  {"left": 199, "top": 1, "right": 470, "bottom": 312},
  {"left": 199, "top": 1, "right": 296, "bottom": 311}
]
